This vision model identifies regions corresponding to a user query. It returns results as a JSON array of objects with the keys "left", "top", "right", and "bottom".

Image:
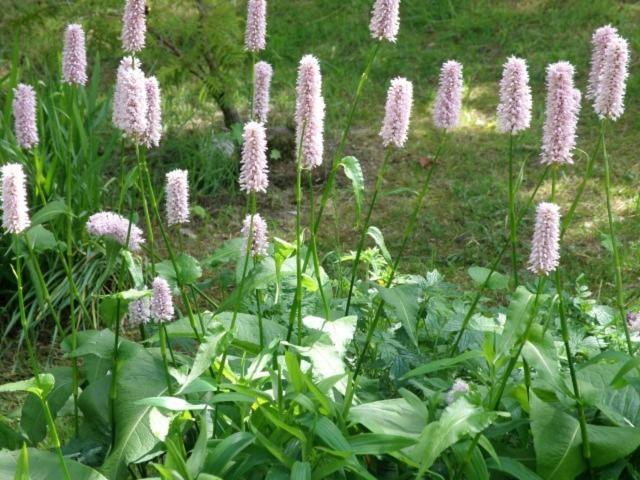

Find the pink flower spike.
[
  {"left": 595, "top": 35, "right": 630, "bottom": 121},
  {"left": 242, "top": 213, "right": 269, "bottom": 257},
  {"left": 239, "top": 121, "right": 269, "bottom": 193},
  {"left": 112, "top": 57, "right": 148, "bottom": 141},
  {"left": 433, "top": 60, "right": 464, "bottom": 130},
  {"left": 165, "top": 169, "right": 190, "bottom": 226},
  {"left": 151, "top": 277, "right": 174, "bottom": 323},
  {"left": 587, "top": 25, "right": 619, "bottom": 102},
  {"left": 379, "top": 77, "right": 413, "bottom": 148},
  {"left": 528, "top": 202, "right": 561, "bottom": 276},
  {"left": 295, "top": 55, "right": 325, "bottom": 169},
  {"left": 12, "top": 84, "right": 39, "bottom": 150},
  {"left": 496, "top": 57, "right": 532, "bottom": 134},
  {"left": 128, "top": 295, "right": 151, "bottom": 326},
  {"left": 370, "top": 0, "right": 401, "bottom": 43},
  {"left": 540, "top": 62, "right": 581, "bottom": 166},
  {"left": 122, "top": 0, "right": 146, "bottom": 53},
  {"left": 1, "top": 163, "right": 31, "bottom": 235},
  {"left": 143, "top": 75, "right": 162, "bottom": 147},
  {"left": 62, "top": 24, "right": 88, "bottom": 86},
  {"left": 446, "top": 378, "right": 470, "bottom": 404},
  {"left": 86, "top": 211, "right": 145, "bottom": 252},
  {"left": 245, "top": 0, "right": 267, "bottom": 52},
  {"left": 253, "top": 61, "right": 273, "bottom": 124}
]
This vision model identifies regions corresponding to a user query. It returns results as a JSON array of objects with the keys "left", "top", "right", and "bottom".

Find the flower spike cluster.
[
  {"left": 594, "top": 35, "right": 629, "bottom": 121},
  {"left": 540, "top": 62, "right": 581, "bottom": 166},
  {"left": 86, "top": 211, "right": 145, "bottom": 252},
  {"left": 245, "top": 0, "right": 267, "bottom": 52},
  {"left": 128, "top": 296, "right": 151, "bottom": 326},
  {"left": 165, "top": 169, "right": 190, "bottom": 226},
  {"left": 370, "top": 0, "right": 401, "bottom": 43},
  {"left": 253, "top": 61, "right": 273, "bottom": 124},
  {"left": 62, "top": 24, "right": 88, "bottom": 86},
  {"left": 143, "top": 76, "right": 163, "bottom": 147},
  {"left": 528, "top": 202, "right": 561, "bottom": 276},
  {"left": 242, "top": 213, "right": 269, "bottom": 257},
  {"left": 151, "top": 277, "right": 174, "bottom": 323},
  {"left": 295, "top": 55, "right": 325, "bottom": 169},
  {"left": 446, "top": 378, "right": 470, "bottom": 404},
  {"left": 1, "top": 163, "right": 31, "bottom": 235},
  {"left": 433, "top": 60, "right": 464, "bottom": 130},
  {"left": 587, "top": 25, "right": 619, "bottom": 101},
  {"left": 496, "top": 57, "right": 532, "bottom": 134},
  {"left": 239, "top": 121, "right": 269, "bottom": 193},
  {"left": 113, "top": 57, "right": 148, "bottom": 141},
  {"left": 380, "top": 77, "right": 413, "bottom": 148},
  {"left": 13, "top": 84, "right": 39, "bottom": 150},
  {"left": 122, "top": 0, "right": 146, "bottom": 53}
]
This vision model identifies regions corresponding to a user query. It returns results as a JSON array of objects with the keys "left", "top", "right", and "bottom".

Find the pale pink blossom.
[
  {"left": 496, "top": 57, "right": 532, "bottom": 134},
  {"left": 1, "top": 163, "right": 30, "bottom": 235},
  {"left": 241, "top": 213, "right": 268, "bottom": 257},
  {"left": 433, "top": 60, "right": 463, "bottom": 130},
  {"left": 528, "top": 202, "right": 561, "bottom": 276},
  {"left": 446, "top": 378, "right": 470, "bottom": 404},
  {"left": 143, "top": 76, "right": 162, "bottom": 147},
  {"left": 151, "top": 277, "right": 174, "bottom": 323},
  {"left": 165, "top": 169, "right": 189, "bottom": 226},
  {"left": 86, "top": 211, "right": 145, "bottom": 252},
  {"left": 380, "top": 77, "right": 413, "bottom": 148},
  {"left": 253, "top": 61, "right": 273, "bottom": 124},
  {"left": 122, "top": 0, "right": 146, "bottom": 53},
  {"left": 587, "top": 25, "right": 619, "bottom": 102},
  {"left": 245, "top": 0, "right": 267, "bottom": 52},
  {"left": 112, "top": 57, "right": 148, "bottom": 141},
  {"left": 540, "top": 62, "right": 581, "bottom": 166},
  {"left": 594, "top": 35, "right": 629, "bottom": 121},
  {"left": 295, "top": 55, "right": 325, "bottom": 168},
  {"left": 62, "top": 24, "right": 88, "bottom": 86},
  {"left": 239, "top": 121, "right": 269, "bottom": 193},
  {"left": 128, "top": 296, "right": 150, "bottom": 326},
  {"left": 370, "top": 0, "right": 401, "bottom": 43},
  {"left": 12, "top": 84, "right": 39, "bottom": 150}
]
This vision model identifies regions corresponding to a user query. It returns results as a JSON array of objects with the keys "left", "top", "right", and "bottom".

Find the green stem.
[
  {"left": 40, "top": 396, "right": 72, "bottom": 480},
  {"left": 345, "top": 147, "right": 393, "bottom": 315},
  {"left": 159, "top": 324, "right": 174, "bottom": 395},
  {"left": 352, "top": 138, "right": 445, "bottom": 380},
  {"left": 600, "top": 120, "right": 633, "bottom": 355},
  {"left": 295, "top": 149, "right": 304, "bottom": 343},
  {"left": 508, "top": 134, "right": 519, "bottom": 287},
  {"left": 450, "top": 166, "right": 551, "bottom": 354},
  {"left": 308, "top": 172, "right": 331, "bottom": 320},
  {"left": 556, "top": 269, "right": 593, "bottom": 478},
  {"left": 110, "top": 296, "right": 121, "bottom": 450},
  {"left": 256, "top": 290, "right": 264, "bottom": 349}
]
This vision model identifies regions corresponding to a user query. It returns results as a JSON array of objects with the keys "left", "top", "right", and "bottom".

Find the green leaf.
[
  {"left": 178, "top": 328, "right": 228, "bottom": 393},
  {"left": 205, "top": 238, "right": 243, "bottom": 266},
  {"left": 215, "top": 312, "right": 287, "bottom": 353},
  {"left": 522, "top": 325, "right": 567, "bottom": 394},
  {"left": 203, "top": 432, "right": 254, "bottom": 475},
  {"left": 0, "top": 374, "right": 54, "bottom": 397},
  {"left": 378, "top": 284, "right": 420, "bottom": 348},
  {"left": 348, "top": 433, "right": 416, "bottom": 455},
  {"left": 498, "top": 286, "right": 536, "bottom": 358},
  {"left": 135, "top": 396, "right": 208, "bottom": 411},
  {"left": 21, "top": 367, "right": 73, "bottom": 443},
  {"left": 186, "top": 413, "right": 209, "bottom": 478},
  {"left": 0, "top": 448, "right": 108, "bottom": 480},
  {"left": 486, "top": 457, "right": 543, "bottom": 480},
  {"left": 101, "top": 346, "right": 170, "bottom": 480},
  {"left": 366, "top": 226, "right": 392, "bottom": 263},
  {"left": 468, "top": 266, "right": 509, "bottom": 290},
  {"left": 122, "top": 251, "right": 144, "bottom": 289},
  {"left": 290, "top": 461, "right": 311, "bottom": 480},
  {"left": 340, "top": 156, "right": 364, "bottom": 225},
  {"left": 412, "top": 398, "right": 498, "bottom": 474},
  {"left": 156, "top": 253, "right": 202, "bottom": 286},
  {"left": 402, "top": 350, "right": 483, "bottom": 380},
  {"left": 24, "top": 225, "right": 58, "bottom": 252},
  {"left": 31, "top": 200, "right": 67, "bottom": 226}
]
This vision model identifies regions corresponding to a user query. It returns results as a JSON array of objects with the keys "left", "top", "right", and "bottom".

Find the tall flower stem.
[
  {"left": 452, "top": 277, "right": 546, "bottom": 480},
  {"left": 556, "top": 268, "right": 593, "bottom": 478},
  {"left": 159, "top": 324, "right": 174, "bottom": 394},
  {"left": 287, "top": 43, "right": 381, "bottom": 326},
  {"left": 294, "top": 147, "right": 305, "bottom": 343},
  {"left": 352, "top": 139, "right": 445, "bottom": 381},
  {"left": 308, "top": 172, "right": 331, "bottom": 320},
  {"left": 449, "top": 166, "right": 550, "bottom": 354},
  {"left": 218, "top": 192, "right": 257, "bottom": 378},
  {"left": 40, "top": 394, "right": 72, "bottom": 480},
  {"left": 345, "top": 147, "right": 393, "bottom": 315},
  {"left": 600, "top": 120, "right": 633, "bottom": 354},
  {"left": 508, "top": 135, "right": 519, "bottom": 286}
]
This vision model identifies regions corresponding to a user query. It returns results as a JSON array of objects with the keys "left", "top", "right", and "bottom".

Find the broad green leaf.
[
  {"left": 24, "top": 225, "right": 58, "bottom": 252},
  {"left": 203, "top": 432, "right": 254, "bottom": 475},
  {"left": 340, "top": 156, "right": 364, "bottom": 225},
  {"left": 412, "top": 398, "right": 499, "bottom": 474},
  {"left": 288, "top": 342, "right": 347, "bottom": 394},
  {"left": 156, "top": 253, "right": 202, "bottom": 287},
  {"left": 366, "top": 226, "right": 391, "bottom": 263},
  {"left": 135, "top": 396, "right": 208, "bottom": 411},
  {"left": 0, "top": 374, "right": 54, "bottom": 397},
  {"left": 186, "top": 413, "right": 209, "bottom": 478},
  {"left": 31, "top": 200, "right": 67, "bottom": 226},
  {"left": 99, "top": 290, "right": 150, "bottom": 328},
  {"left": 379, "top": 284, "right": 420, "bottom": 348},
  {"left": 21, "top": 367, "right": 73, "bottom": 443},
  {"left": 402, "top": 350, "right": 483, "bottom": 380},
  {"left": 303, "top": 315, "right": 356, "bottom": 357},
  {"left": 215, "top": 312, "right": 287, "bottom": 353},
  {"left": 522, "top": 325, "right": 567, "bottom": 394},
  {"left": 205, "top": 237, "right": 243, "bottom": 266},
  {"left": 178, "top": 328, "right": 228, "bottom": 393},
  {"left": 348, "top": 433, "right": 416, "bottom": 454},
  {"left": 0, "top": 448, "right": 108, "bottom": 480},
  {"left": 486, "top": 457, "right": 543, "bottom": 480},
  {"left": 468, "top": 266, "right": 509, "bottom": 290},
  {"left": 498, "top": 286, "right": 536, "bottom": 358},
  {"left": 101, "top": 346, "right": 170, "bottom": 480},
  {"left": 122, "top": 251, "right": 144, "bottom": 289},
  {"left": 349, "top": 398, "right": 426, "bottom": 439},
  {"left": 290, "top": 461, "right": 311, "bottom": 480}
]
